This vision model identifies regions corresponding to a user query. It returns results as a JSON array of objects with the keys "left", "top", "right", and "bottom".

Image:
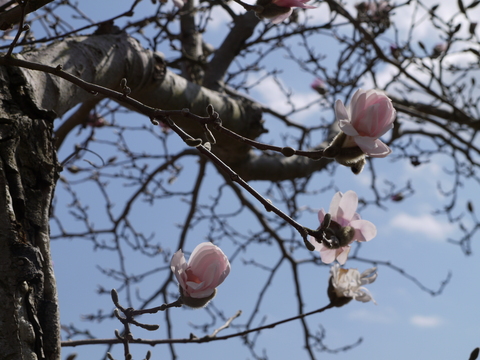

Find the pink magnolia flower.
[
  {"left": 309, "top": 191, "right": 376, "bottom": 265},
  {"left": 335, "top": 88, "right": 396, "bottom": 158},
  {"left": 268, "top": 0, "right": 316, "bottom": 24},
  {"left": 171, "top": 242, "right": 230, "bottom": 306}
]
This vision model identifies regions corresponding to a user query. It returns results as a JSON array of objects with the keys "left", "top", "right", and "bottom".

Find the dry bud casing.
[
  {"left": 179, "top": 286, "right": 217, "bottom": 308},
  {"left": 323, "top": 132, "right": 366, "bottom": 174},
  {"left": 327, "top": 278, "right": 352, "bottom": 307},
  {"left": 255, "top": 0, "right": 291, "bottom": 19}
]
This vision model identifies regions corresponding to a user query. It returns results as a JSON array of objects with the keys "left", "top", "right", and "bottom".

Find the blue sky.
[{"left": 28, "top": 0, "right": 480, "bottom": 359}]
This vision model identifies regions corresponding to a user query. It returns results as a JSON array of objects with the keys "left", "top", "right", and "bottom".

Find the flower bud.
[
  {"left": 431, "top": 43, "right": 447, "bottom": 58},
  {"left": 170, "top": 242, "right": 230, "bottom": 308},
  {"left": 469, "top": 22, "right": 477, "bottom": 35},
  {"left": 311, "top": 78, "right": 328, "bottom": 95},
  {"left": 333, "top": 88, "right": 395, "bottom": 162}
]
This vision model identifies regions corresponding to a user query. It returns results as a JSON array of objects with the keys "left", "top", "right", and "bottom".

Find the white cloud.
[
  {"left": 389, "top": 213, "right": 454, "bottom": 241},
  {"left": 249, "top": 74, "right": 322, "bottom": 123},
  {"left": 348, "top": 307, "right": 397, "bottom": 324},
  {"left": 307, "top": 2, "right": 335, "bottom": 24},
  {"left": 410, "top": 315, "right": 444, "bottom": 328},
  {"left": 208, "top": 2, "right": 244, "bottom": 30}
]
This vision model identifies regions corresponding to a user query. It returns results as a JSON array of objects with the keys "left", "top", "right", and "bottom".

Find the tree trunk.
[{"left": 0, "top": 63, "right": 60, "bottom": 359}]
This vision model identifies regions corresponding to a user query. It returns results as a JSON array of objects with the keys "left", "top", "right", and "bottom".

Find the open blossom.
[
  {"left": 328, "top": 264, "right": 377, "bottom": 306},
  {"left": 256, "top": 0, "right": 315, "bottom": 24},
  {"left": 171, "top": 242, "right": 230, "bottom": 308},
  {"left": 309, "top": 191, "right": 376, "bottom": 265},
  {"left": 335, "top": 88, "right": 396, "bottom": 158}
]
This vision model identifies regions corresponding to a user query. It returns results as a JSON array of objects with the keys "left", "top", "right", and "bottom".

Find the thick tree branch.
[
  {"left": 203, "top": 11, "right": 261, "bottom": 91},
  {"left": 1, "top": 32, "right": 334, "bottom": 181}
]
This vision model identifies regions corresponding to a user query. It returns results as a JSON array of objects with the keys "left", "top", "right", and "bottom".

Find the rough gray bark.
[{"left": 0, "top": 64, "right": 60, "bottom": 359}]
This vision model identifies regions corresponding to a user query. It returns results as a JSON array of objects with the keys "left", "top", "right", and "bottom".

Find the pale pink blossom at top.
[
  {"left": 335, "top": 89, "right": 396, "bottom": 158},
  {"left": 170, "top": 242, "right": 230, "bottom": 299},
  {"left": 309, "top": 191, "right": 377, "bottom": 265},
  {"left": 269, "top": 0, "right": 315, "bottom": 24}
]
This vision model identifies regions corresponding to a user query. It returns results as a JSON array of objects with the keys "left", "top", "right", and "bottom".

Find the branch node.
[{"left": 281, "top": 147, "right": 295, "bottom": 157}]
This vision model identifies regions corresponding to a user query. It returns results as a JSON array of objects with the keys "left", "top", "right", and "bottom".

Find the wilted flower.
[
  {"left": 255, "top": 0, "right": 315, "bottom": 24},
  {"left": 328, "top": 264, "right": 377, "bottom": 306},
  {"left": 309, "top": 190, "right": 376, "bottom": 264},
  {"left": 171, "top": 242, "right": 230, "bottom": 308},
  {"left": 311, "top": 77, "right": 328, "bottom": 95}
]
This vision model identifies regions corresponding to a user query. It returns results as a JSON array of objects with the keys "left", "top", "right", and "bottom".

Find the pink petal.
[
  {"left": 317, "top": 208, "right": 326, "bottom": 224},
  {"left": 337, "top": 190, "right": 358, "bottom": 222},
  {"left": 349, "top": 88, "right": 364, "bottom": 109},
  {"left": 351, "top": 91, "right": 367, "bottom": 126},
  {"left": 188, "top": 243, "right": 219, "bottom": 269},
  {"left": 354, "top": 136, "right": 377, "bottom": 152},
  {"left": 309, "top": 236, "right": 324, "bottom": 252},
  {"left": 339, "top": 120, "right": 359, "bottom": 136},
  {"left": 335, "top": 246, "right": 351, "bottom": 265},
  {"left": 335, "top": 99, "right": 350, "bottom": 123},
  {"left": 355, "top": 138, "right": 392, "bottom": 157},
  {"left": 170, "top": 250, "right": 187, "bottom": 290},
  {"left": 328, "top": 192, "right": 343, "bottom": 221},
  {"left": 350, "top": 219, "right": 377, "bottom": 242},
  {"left": 319, "top": 247, "right": 337, "bottom": 264},
  {"left": 274, "top": 0, "right": 314, "bottom": 8}
]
